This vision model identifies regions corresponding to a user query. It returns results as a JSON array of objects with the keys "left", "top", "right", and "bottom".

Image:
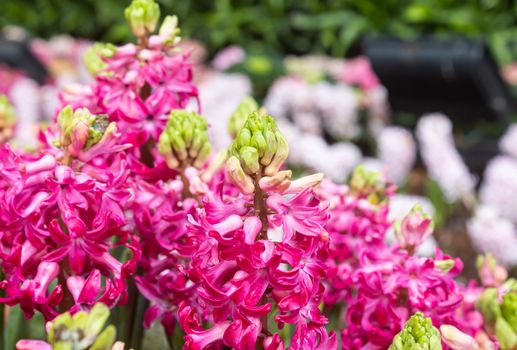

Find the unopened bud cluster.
[
  {"left": 124, "top": 0, "right": 160, "bottom": 37},
  {"left": 56, "top": 105, "right": 113, "bottom": 157},
  {"left": 158, "top": 110, "right": 211, "bottom": 170},
  {"left": 226, "top": 112, "right": 289, "bottom": 193},
  {"left": 228, "top": 96, "right": 259, "bottom": 138},
  {"left": 389, "top": 312, "right": 442, "bottom": 350}
]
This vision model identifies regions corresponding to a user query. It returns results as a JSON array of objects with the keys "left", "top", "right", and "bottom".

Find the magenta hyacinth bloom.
[
  {"left": 319, "top": 170, "right": 483, "bottom": 349},
  {"left": 59, "top": 35, "right": 198, "bottom": 150},
  {"left": 0, "top": 119, "right": 137, "bottom": 319}
]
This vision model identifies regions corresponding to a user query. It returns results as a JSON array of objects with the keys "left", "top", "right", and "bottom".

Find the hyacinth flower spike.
[
  {"left": 60, "top": 0, "right": 198, "bottom": 150},
  {"left": 173, "top": 111, "right": 336, "bottom": 349}
]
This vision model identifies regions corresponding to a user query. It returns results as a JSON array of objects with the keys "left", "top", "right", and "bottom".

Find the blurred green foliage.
[{"left": 3, "top": 0, "right": 517, "bottom": 63}]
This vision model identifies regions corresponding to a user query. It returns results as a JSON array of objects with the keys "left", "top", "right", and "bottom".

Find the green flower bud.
[
  {"left": 83, "top": 43, "right": 116, "bottom": 76},
  {"left": 229, "top": 112, "right": 288, "bottom": 178},
  {"left": 0, "top": 94, "right": 15, "bottom": 128},
  {"left": 476, "top": 288, "right": 502, "bottom": 333},
  {"left": 261, "top": 130, "right": 277, "bottom": 166},
  {"left": 476, "top": 253, "right": 498, "bottom": 271},
  {"left": 350, "top": 165, "right": 389, "bottom": 204},
  {"left": 389, "top": 312, "right": 442, "bottom": 350},
  {"left": 56, "top": 106, "right": 112, "bottom": 156},
  {"left": 86, "top": 114, "right": 110, "bottom": 148},
  {"left": 158, "top": 15, "right": 181, "bottom": 46},
  {"left": 226, "top": 155, "right": 255, "bottom": 194},
  {"left": 228, "top": 96, "right": 259, "bottom": 138},
  {"left": 158, "top": 131, "right": 179, "bottom": 169},
  {"left": 495, "top": 317, "right": 517, "bottom": 350},
  {"left": 158, "top": 110, "right": 211, "bottom": 169},
  {"left": 435, "top": 259, "right": 455, "bottom": 273},
  {"left": 90, "top": 325, "right": 117, "bottom": 350},
  {"left": 47, "top": 303, "right": 117, "bottom": 350},
  {"left": 194, "top": 141, "right": 212, "bottom": 169},
  {"left": 124, "top": 0, "right": 160, "bottom": 37},
  {"left": 239, "top": 146, "right": 260, "bottom": 174},
  {"left": 501, "top": 283, "right": 517, "bottom": 333},
  {"left": 477, "top": 253, "right": 509, "bottom": 288},
  {"left": 264, "top": 131, "right": 288, "bottom": 176}
]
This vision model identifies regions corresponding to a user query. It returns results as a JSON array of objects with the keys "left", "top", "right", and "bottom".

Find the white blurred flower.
[
  {"left": 378, "top": 126, "right": 416, "bottom": 185},
  {"left": 291, "top": 111, "right": 321, "bottom": 135},
  {"left": 327, "top": 143, "right": 362, "bottom": 182},
  {"left": 416, "top": 113, "right": 476, "bottom": 204},
  {"left": 479, "top": 156, "right": 517, "bottom": 223},
  {"left": 277, "top": 119, "right": 362, "bottom": 182},
  {"left": 264, "top": 76, "right": 313, "bottom": 119},
  {"left": 360, "top": 157, "right": 384, "bottom": 174},
  {"left": 10, "top": 77, "right": 41, "bottom": 148},
  {"left": 387, "top": 194, "right": 437, "bottom": 257},
  {"left": 467, "top": 205, "right": 517, "bottom": 267},
  {"left": 196, "top": 72, "right": 252, "bottom": 149},
  {"left": 365, "top": 86, "right": 390, "bottom": 136},
  {"left": 499, "top": 123, "right": 517, "bottom": 160},
  {"left": 313, "top": 82, "right": 359, "bottom": 140}
]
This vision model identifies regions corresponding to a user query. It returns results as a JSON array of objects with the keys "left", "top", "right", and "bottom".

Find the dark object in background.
[
  {"left": 363, "top": 36, "right": 513, "bottom": 174},
  {"left": 363, "top": 36, "right": 513, "bottom": 124},
  {"left": 0, "top": 34, "right": 48, "bottom": 85}
]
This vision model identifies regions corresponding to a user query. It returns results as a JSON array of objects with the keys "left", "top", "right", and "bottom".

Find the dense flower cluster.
[
  {"left": 170, "top": 113, "right": 337, "bottom": 349},
  {"left": 1, "top": 0, "right": 512, "bottom": 349},
  {"left": 0, "top": 106, "right": 137, "bottom": 320},
  {"left": 319, "top": 167, "right": 485, "bottom": 349}
]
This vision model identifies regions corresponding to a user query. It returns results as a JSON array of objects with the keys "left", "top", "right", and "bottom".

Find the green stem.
[
  {"left": 0, "top": 289, "right": 4, "bottom": 350},
  {"left": 129, "top": 293, "right": 148, "bottom": 350},
  {"left": 122, "top": 278, "right": 138, "bottom": 347}
]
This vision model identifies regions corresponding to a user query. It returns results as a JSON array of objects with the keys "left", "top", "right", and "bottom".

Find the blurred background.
[{"left": 1, "top": 0, "right": 517, "bottom": 280}]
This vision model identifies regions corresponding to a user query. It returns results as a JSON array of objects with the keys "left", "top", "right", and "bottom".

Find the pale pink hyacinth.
[
  {"left": 467, "top": 205, "right": 517, "bottom": 267},
  {"left": 312, "top": 81, "right": 360, "bottom": 140},
  {"left": 378, "top": 126, "right": 416, "bottom": 185},
  {"left": 479, "top": 156, "right": 517, "bottom": 223},
  {"left": 264, "top": 76, "right": 316, "bottom": 133},
  {"left": 364, "top": 86, "right": 391, "bottom": 136},
  {"left": 264, "top": 76, "right": 362, "bottom": 139},
  {"left": 212, "top": 45, "right": 246, "bottom": 71},
  {"left": 499, "top": 123, "right": 517, "bottom": 160},
  {"left": 195, "top": 72, "right": 252, "bottom": 149},
  {"left": 416, "top": 113, "right": 476, "bottom": 204},
  {"left": 9, "top": 77, "right": 42, "bottom": 148},
  {"left": 277, "top": 119, "right": 362, "bottom": 182}
]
